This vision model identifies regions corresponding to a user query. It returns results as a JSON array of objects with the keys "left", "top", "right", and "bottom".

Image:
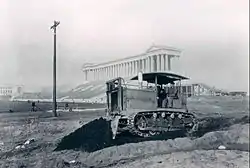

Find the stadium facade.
[
  {"left": 81, "top": 45, "right": 223, "bottom": 97},
  {"left": 82, "top": 45, "right": 181, "bottom": 81}
]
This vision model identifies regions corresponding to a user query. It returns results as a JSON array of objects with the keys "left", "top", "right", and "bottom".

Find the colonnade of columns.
[{"left": 83, "top": 54, "right": 176, "bottom": 81}]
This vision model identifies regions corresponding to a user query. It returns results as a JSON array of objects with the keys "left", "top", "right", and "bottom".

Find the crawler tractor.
[{"left": 105, "top": 72, "right": 199, "bottom": 139}]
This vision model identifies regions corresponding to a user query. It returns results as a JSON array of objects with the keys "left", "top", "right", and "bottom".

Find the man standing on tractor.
[
  {"left": 167, "top": 82, "right": 176, "bottom": 108},
  {"left": 158, "top": 89, "right": 167, "bottom": 108}
]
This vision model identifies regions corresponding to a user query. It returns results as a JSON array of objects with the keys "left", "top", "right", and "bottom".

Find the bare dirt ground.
[{"left": 0, "top": 96, "right": 249, "bottom": 168}]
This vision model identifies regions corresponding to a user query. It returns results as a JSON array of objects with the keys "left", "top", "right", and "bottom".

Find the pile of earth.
[
  {"left": 53, "top": 123, "right": 249, "bottom": 167},
  {"left": 55, "top": 115, "right": 249, "bottom": 152},
  {"left": 55, "top": 117, "right": 113, "bottom": 152}
]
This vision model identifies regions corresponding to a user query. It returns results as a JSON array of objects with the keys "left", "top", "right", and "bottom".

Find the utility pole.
[{"left": 50, "top": 21, "right": 60, "bottom": 117}]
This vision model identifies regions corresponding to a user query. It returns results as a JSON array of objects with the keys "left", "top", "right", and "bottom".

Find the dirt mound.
[
  {"left": 195, "top": 115, "right": 249, "bottom": 137},
  {"left": 54, "top": 117, "right": 112, "bottom": 152},
  {"left": 55, "top": 115, "right": 249, "bottom": 153},
  {"left": 108, "top": 150, "right": 249, "bottom": 168},
  {"left": 81, "top": 123, "right": 249, "bottom": 167}
]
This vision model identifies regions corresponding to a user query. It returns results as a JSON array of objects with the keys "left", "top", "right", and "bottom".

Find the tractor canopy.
[{"left": 130, "top": 72, "right": 189, "bottom": 85}]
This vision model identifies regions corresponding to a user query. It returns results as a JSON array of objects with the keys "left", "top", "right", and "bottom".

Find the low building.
[{"left": 0, "top": 85, "right": 23, "bottom": 100}]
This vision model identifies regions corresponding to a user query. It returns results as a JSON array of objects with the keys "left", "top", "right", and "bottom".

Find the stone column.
[
  {"left": 101, "top": 68, "right": 103, "bottom": 80},
  {"left": 104, "top": 68, "right": 106, "bottom": 79},
  {"left": 128, "top": 62, "right": 130, "bottom": 76},
  {"left": 149, "top": 56, "right": 152, "bottom": 72},
  {"left": 117, "top": 64, "right": 120, "bottom": 77},
  {"left": 120, "top": 64, "right": 122, "bottom": 77},
  {"left": 125, "top": 63, "right": 128, "bottom": 77},
  {"left": 127, "top": 62, "right": 130, "bottom": 76},
  {"left": 91, "top": 70, "right": 93, "bottom": 80},
  {"left": 112, "top": 66, "right": 114, "bottom": 78},
  {"left": 88, "top": 70, "right": 91, "bottom": 81},
  {"left": 100, "top": 68, "right": 102, "bottom": 80},
  {"left": 97, "top": 68, "right": 100, "bottom": 80},
  {"left": 122, "top": 63, "right": 124, "bottom": 77},
  {"left": 113, "top": 65, "right": 115, "bottom": 78},
  {"left": 125, "top": 63, "right": 127, "bottom": 77},
  {"left": 99, "top": 68, "right": 101, "bottom": 80},
  {"left": 127, "top": 62, "right": 129, "bottom": 76},
  {"left": 135, "top": 60, "right": 138, "bottom": 73},
  {"left": 109, "top": 66, "right": 110, "bottom": 78},
  {"left": 90, "top": 70, "right": 93, "bottom": 81},
  {"left": 168, "top": 55, "right": 171, "bottom": 71},
  {"left": 134, "top": 60, "right": 137, "bottom": 74},
  {"left": 134, "top": 61, "right": 137, "bottom": 75},
  {"left": 107, "top": 67, "right": 109, "bottom": 79},
  {"left": 160, "top": 54, "right": 164, "bottom": 71},
  {"left": 99, "top": 68, "right": 103, "bottom": 80},
  {"left": 142, "top": 59, "right": 144, "bottom": 71},
  {"left": 130, "top": 62, "right": 133, "bottom": 76},
  {"left": 89, "top": 70, "right": 91, "bottom": 81},
  {"left": 103, "top": 68, "right": 105, "bottom": 80},
  {"left": 148, "top": 56, "right": 151, "bottom": 72},
  {"left": 160, "top": 55, "right": 162, "bottom": 71},
  {"left": 146, "top": 57, "right": 148, "bottom": 72},
  {"left": 123, "top": 63, "right": 126, "bottom": 77},
  {"left": 132, "top": 61, "right": 135, "bottom": 76},
  {"left": 111, "top": 66, "right": 113, "bottom": 78},
  {"left": 157, "top": 55, "right": 161, "bottom": 71},
  {"left": 120, "top": 63, "right": 123, "bottom": 77},
  {"left": 131, "top": 61, "right": 134, "bottom": 76},
  {"left": 114, "top": 65, "right": 117, "bottom": 78},
  {"left": 163, "top": 54, "right": 166, "bottom": 71},
  {"left": 95, "top": 69, "right": 97, "bottom": 80},
  {"left": 130, "top": 61, "right": 133, "bottom": 76},
  {"left": 117, "top": 64, "right": 119, "bottom": 77},
  {"left": 138, "top": 60, "right": 141, "bottom": 72},
  {"left": 139, "top": 60, "right": 141, "bottom": 72},
  {"left": 140, "top": 59, "right": 143, "bottom": 72},
  {"left": 90, "top": 69, "right": 95, "bottom": 81},
  {"left": 106, "top": 67, "right": 108, "bottom": 79},
  {"left": 153, "top": 55, "right": 157, "bottom": 72},
  {"left": 144, "top": 59, "right": 147, "bottom": 73},
  {"left": 96, "top": 69, "right": 98, "bottom": 80},
  {"left": 102, "top": 67, "right": 104, "bottom": 80},
  {"left": 110, "top": 66, "right": 112, "bottom": 78}
]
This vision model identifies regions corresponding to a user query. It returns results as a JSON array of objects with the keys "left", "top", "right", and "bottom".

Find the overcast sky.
[{"left": 0, "top": 0, "right": 249, "bottom": 92}]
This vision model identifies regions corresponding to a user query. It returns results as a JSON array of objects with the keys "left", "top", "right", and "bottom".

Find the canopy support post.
[{"left": 155, "top": 75, "right": 158, "bottom": 108}]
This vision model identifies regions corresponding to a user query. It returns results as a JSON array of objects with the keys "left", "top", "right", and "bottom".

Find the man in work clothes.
[{"left": 167, "top": 82, "right": 176, "bottom": 108}]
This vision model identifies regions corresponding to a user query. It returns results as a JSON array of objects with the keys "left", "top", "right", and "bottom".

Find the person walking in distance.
[{"left": 31, "top": 101, "right": 36, "bottom": 112}]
